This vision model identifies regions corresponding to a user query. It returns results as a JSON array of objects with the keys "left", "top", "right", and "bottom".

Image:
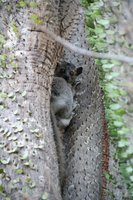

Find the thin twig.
[{"left": 29, "top": 25, "right": 133, "bottom": 63}]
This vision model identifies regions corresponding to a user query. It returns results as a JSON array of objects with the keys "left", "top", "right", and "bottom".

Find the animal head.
[{"left": 55, "top": 61, "right": 83, "bottom": 84}]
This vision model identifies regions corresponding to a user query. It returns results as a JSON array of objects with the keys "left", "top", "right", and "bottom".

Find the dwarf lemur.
[
  {"left": 50, "top": 61, "right": 82, "bottom": 188},
  {"left": 51, "top": 61, "right": 82, "bottom": 129}
]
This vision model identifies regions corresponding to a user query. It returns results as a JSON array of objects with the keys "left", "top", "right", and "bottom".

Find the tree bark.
[
  {"left": 0, "top": 0, "right": 105, "bottom": 200},
  {"left": 0, "top": 1, "right": 62, "bottom": 199},
  {"left": 59, "top": 1, "right": 104, "bottom": 199}
]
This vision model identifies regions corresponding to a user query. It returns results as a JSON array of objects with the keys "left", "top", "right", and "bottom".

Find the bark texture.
[
  {"left": 0, "top": 0, "right": 104, "bottom": 200},
  {"left": 59, "top": 1, "right": 104, "bottom": 199},
  {"left": 0, "top": 1, "right": 62, "bottom": 199}
]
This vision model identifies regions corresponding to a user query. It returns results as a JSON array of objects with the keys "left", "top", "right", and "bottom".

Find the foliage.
[
  {"left": 18, "top": 0, "right": 27, "bottom": 8},
  {"left": 11, "top": 22, "right": 20, "bottom": 38},
  {"left": 81, "top": 0, "right": 133, "bottom": 198},
  {"left": 30, "top": 14, "right": 43, "bottom": 25},
  {"left": 17, "top": 0, "right": 38, "bottom": 8},
  {"left": 30, "top": 2, "right": 38, "bottom": 8}
]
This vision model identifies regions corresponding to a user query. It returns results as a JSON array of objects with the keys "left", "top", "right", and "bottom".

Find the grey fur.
[
  {"left": 51, "top": 77, "right": 74, "bottom": 129},
  {"left": 50, "top": 62, "right": 82, "bottom": 192}
]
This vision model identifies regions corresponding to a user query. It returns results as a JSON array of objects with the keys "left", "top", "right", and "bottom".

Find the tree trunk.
[
  {"left": 0, "top": 0, "right": 104, "bottom": 200},
  {"left": 0, "top": 1, "right": 62, "bottom": 199},
  {"left": 59, "top": 1, "right": 104, "bottom": 199}
]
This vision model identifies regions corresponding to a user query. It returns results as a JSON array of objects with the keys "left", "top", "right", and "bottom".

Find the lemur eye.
[
  {"left": 60, "top": 68, "right": 65, "bottom": 73},
  {"left": 70, "top": 71, "right": 74, "bottom": 76}
]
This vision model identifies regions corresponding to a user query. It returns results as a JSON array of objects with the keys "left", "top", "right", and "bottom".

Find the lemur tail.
[{"left": 50, "top": 108, "right": 66, "bottom": 191}]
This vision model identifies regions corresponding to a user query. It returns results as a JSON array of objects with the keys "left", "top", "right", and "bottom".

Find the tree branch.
[{"left": 29, "top": 25, "right": 133, "bottom": 63}]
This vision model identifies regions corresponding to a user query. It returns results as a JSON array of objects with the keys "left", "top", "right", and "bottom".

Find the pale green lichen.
[
  {"left": 11, "top": 22, "right": 20, "bottom": 38},
  {"left": 30, "top": 13, "right": 43, "bottom": 25}
]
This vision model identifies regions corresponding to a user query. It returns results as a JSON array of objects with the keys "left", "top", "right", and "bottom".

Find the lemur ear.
[{"left": 76, "top": 67, "right": 83, "bottom": 75}]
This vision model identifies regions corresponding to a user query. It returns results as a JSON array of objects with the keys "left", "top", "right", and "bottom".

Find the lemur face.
[{"left": 55, "top": 61, "right": 83, "bottom": 84}]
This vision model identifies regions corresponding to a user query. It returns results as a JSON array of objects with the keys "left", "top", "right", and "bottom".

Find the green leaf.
[
  {"left": 105, "top": 72, "right": 119, "bottom": 80},
  {"left": 0, "top": 185, "right": 4, "bottom": 193},
  {"left": 126, "top": 167, "right": 133, "bottom": 173},
  {"left": 101, "top": 59, "right": 110, "bottom": 64},
  {"left": 0, "top": 34, "right": 5, "bottom": 47},
  {"left": 111, "top": 60, "right": 121, "bottom": 65},
  {"left": 117, "top": 128, "right": 130, "bottom": 135},
  {"left": 130, "top": 176, "right": 133, "bottom": 182},
  {"left": 121, "top": 151, "right": 128, "bottom": 158},
  {"left": 18, "top": 1, "right": 27, "bottom": 7},
  {"left": 97, "top": 19, "right": 109, "bottom": 27},
  {"left": 12, "top": 63, "right": 18, "bottom": 69},
  {"left": 118, "top": 140, "right": 128, "bottom": 147},
  {"left": 25, "top": 176, "right": 31, "bottom": 183},
  {"left": 119, "top": 89, "right": 127, "bottom": 96},
  {"left": 30, "top": 14, "right": 43, "bottom": 25},
  {"left": 110, "top": 104, "right": 121, "bottom": 110},
  {"left": 115, "top": 109, "right": 126, "bottom": 116},
  {"left": 91, "top": 10, "right": 101, "bottom": 19},
  {"left": 15, "top": 169, "right": 24, "bottom": 174},
  {"left": 126, "top": 146, "right": 133, "bottom": 155},
  {"left": 104, "top": 83, "right": 118, "bottom": 93},
  {"left": 95, "top": 41, "right": 107, "bottom": 51},
  {"left": 0, "top": 54, "right": 7, "bottom": 61},
  {"left": 12, "top": 22, "right": 19, "bottom": 35},
  {"left": 102, "top": 63, "right": 114, "bottom": 69},
  {"left": 108, "top": 90, "right": 120, "bottom": 98},
  {"left": 30, "top": 2, "right": 38, "bottom": 8},
  {"left": 0, "top": 168, "right": 4, "bottom": 174},
  {"left": 104, "top": 172, "right": 113, "bottom": 181},
  {"left": 114, "top": 121, "right": 123, "bottom": 127}
]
